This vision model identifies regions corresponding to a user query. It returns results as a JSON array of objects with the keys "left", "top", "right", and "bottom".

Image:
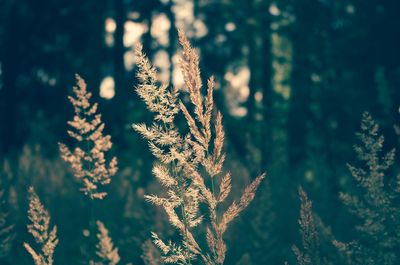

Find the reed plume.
[
  {"left": 133, "top": 29, "right": 265, "bottom": 265},
  {"left": 24, "top": 187, "right": 58, "bottom": 265},
  {"left": 59, "top": 75, "right": 118, "bottom": 199}
]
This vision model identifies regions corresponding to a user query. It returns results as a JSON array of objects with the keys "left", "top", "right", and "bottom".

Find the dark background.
[{"left": 0, "top": 0, "right": 400, "bottom": 264}]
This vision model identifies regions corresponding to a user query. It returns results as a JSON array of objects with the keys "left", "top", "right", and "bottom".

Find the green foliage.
[{"left": 1, "top": 0, "right": 400, "bottom": 264}]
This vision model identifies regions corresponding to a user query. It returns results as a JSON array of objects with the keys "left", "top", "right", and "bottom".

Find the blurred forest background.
[{"left": 1, "top": 0, "right": 400, "bottom": 264}]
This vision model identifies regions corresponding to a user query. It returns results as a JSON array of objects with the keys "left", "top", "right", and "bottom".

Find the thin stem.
[
  {"left": 211, "top": 177, "right": 216, "bottom": 200},
  {"left": 163, "top": 117, "right": 193, "bottom": 265},
  {"left": 173, "top": 160, "right": 192, "bottom": 265}
]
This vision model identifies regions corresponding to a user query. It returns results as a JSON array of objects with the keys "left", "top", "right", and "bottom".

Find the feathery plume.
[
  {"left": 59, "top": 75, "right": 118, "bottom": 199},
  {"left": 134, "top": 30, "right": 265, "bottom": 265},
  {"left": 24, "top": 187, "right": 58, "bottom": 265}
]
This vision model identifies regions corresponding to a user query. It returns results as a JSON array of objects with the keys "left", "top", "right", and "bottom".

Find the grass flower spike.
[
  {"left": 24, "top": 187, "right": 58, "bottom": 265},
  {"left": 133, "top": 30, "right": 265, "bottom": 265},
  {"left": 90, "top": 220, "right": 120, "bottom": 265},
  {"left": 59, "top": 75, "right": 118, "bottom": 199}
]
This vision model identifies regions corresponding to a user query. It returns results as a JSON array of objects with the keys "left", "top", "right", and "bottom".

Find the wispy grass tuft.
[{"left": 334, "top": 112, "right": 400, "bottom": 264}]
